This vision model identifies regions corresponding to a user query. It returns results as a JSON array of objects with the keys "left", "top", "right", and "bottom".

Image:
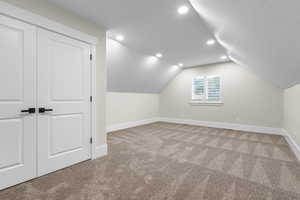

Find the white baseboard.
[
  {"left": 106, "top": 117, "right": 282, "bottom": 135},
  {"left": 159, "top": 117, "right": 283, "bottom": 135},
  {"left": 107, "top": 118, "right": 160, "bottom": 133},
  {"left": 93, "top": 144, "right": 108, "bottom": 159},
  {"left": 282, "top": 129, "right": 300, "bottom": 161}
]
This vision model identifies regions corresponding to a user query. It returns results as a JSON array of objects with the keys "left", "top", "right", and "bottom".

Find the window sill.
[{"left": 189, "top": 101, "right": 224, "bottom": 106}]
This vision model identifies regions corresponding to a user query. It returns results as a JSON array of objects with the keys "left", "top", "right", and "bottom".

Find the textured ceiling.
[
  {"left": 190, "top": 0, "right": 300, "bottom": 89},
  {"left": 47, "top": 0, "right": 228, "bottom": 93}
]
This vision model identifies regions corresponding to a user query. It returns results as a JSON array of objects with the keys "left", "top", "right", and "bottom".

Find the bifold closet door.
[
  {"left": 37, "top": 28, "right": 91, "bottom": 176},
  {"left": 0, "top": 15, "right": 36, "bottom": 190}
]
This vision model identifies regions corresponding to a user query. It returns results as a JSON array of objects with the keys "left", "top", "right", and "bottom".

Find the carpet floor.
[{"left": 1, "top": 122, "right": 300, "bottom": 200}]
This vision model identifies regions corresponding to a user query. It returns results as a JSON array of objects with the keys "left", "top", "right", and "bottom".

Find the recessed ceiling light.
[
  {"left": 156, "top": 53, "right": 163, "bottom": 58},
  {"left": 178, "top": 63, "right": 184, "bottom": 67},
  {"left": 206, "top": 39, "right": 216, "bottom": 46},
  {"left": 116, "top": 35, "right": 124, "bottom": 41},
  {"left": 220, "top": 55, "right": 228, "bottom": 60},
  {"left": 177, "top": 5, "right": 189, "bottom": 15}
]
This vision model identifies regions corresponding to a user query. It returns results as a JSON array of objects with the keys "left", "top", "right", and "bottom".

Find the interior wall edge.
[
  {"left": 283, "top": 83, "right": 300, "bottom": 156},
  {"left": 282, "top": 129, "right": 300, "bottom": 161},
  {"left": 93, "top": 144, "right": 108, "bottom": 160}
]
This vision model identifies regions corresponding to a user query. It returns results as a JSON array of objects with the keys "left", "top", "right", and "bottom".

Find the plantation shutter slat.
[
  {"left": 207, "top": 76, "right": 221, "bottom": 101},
  {"left": 192, "top": 76, "right": 205, "bottom": 100}
]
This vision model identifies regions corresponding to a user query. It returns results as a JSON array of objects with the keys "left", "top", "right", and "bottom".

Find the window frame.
[{"left": 191, "top": 75, "right": 223, "bottom": 105}]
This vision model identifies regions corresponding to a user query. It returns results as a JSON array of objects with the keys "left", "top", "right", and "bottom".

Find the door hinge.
[
  {"left": 90, "top": 96, "right": 93, "bottom": 102},
  {"left": 90, "top": 137, "right": 93, "bottom": 144},
  {"left": 90, "top": 54, "right": 93, "bottom": 60}
]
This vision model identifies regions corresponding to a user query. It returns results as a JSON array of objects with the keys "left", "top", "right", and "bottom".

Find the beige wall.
[
  {"left": 284, "top": 84, "right": 300, "bottom": 146},
  {"left": 160, "top": 62, "right": 283, "bottom": 128},
  {"left": 107, "top": 92, "right": 159, "bottom": 127},
  {"left": 1, "top": 0, "right": 107, "bottom": 145}
]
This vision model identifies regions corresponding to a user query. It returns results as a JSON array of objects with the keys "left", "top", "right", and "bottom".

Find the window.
[{"left": 191, "top": 75, "right": 222, "bottom": 104}]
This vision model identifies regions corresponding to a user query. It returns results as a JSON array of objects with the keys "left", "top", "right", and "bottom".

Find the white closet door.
[
  {"left": 0, "top": 15, "right": 36, "bottom": 190},
  {"left": 37, "top": 28, "right": 91, "bottom": 176}
]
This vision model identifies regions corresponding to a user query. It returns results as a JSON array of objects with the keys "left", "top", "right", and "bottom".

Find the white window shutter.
[
  {"left": 192, "top": 76, "right": 205, "bottom": 100},
  {"left": 207, "top": 76, "right": 221, "bottom": 102}
]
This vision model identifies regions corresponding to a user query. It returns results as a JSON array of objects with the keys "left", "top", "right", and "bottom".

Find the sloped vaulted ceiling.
[
  {"left": 46, "top": 0, "right": 228, "bottom": 93},
  {"left": 47, "top": 0, "right": 297, "bottom": 91},
  {"left": 190, "top": 0, "right": 300, "bottom": 89}
]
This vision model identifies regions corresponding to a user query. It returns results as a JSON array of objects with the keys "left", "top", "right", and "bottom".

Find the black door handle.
[
  {"left": 21, "top": 108, "right": 36, "bottom": 114},
  {"left": 39, "top": 107, "right": 53, "bottom": 113}
]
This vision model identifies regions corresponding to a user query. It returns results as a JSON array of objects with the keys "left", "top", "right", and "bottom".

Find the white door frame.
[
  {"left": 0, "top": 1, "right": 100, "bottom": 160},
  {"left": 90, "top": 46, "right": 98, "bottom": 159}
]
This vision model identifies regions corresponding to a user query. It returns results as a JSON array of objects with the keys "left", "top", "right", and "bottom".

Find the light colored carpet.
[{"left": 1, "top": 122, "right": 300, "bottom": 200}]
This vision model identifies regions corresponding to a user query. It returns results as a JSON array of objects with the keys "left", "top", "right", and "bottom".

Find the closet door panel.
[
  {"left": 37, "top": 28, "right": 91, "bottom": 176},
  {"left": 0, "top": 15, "right": 36, "bottom": 190}
]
